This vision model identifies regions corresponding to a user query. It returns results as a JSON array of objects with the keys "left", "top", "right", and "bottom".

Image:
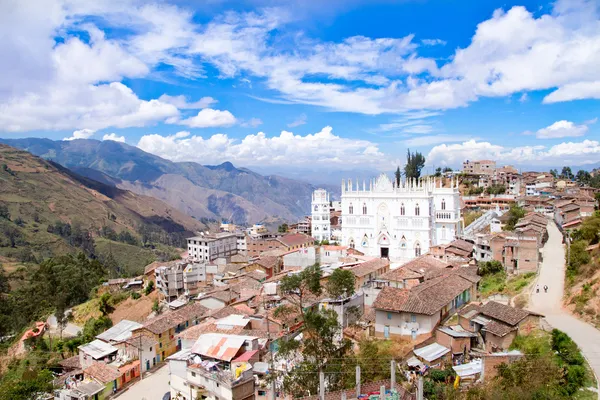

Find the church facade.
[{"left": 341, "top": 174, "right": 461, "bottom": 263}]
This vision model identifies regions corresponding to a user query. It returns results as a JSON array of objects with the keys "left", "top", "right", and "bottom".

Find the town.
[{"left": 27, "top": 159, "right": 598, "bottom": 400}]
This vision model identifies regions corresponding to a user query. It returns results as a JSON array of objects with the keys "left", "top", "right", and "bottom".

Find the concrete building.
[
  {"left": 311, "top": 188, "right": 331, "bottom": 242},
  {"left": 341, "top": 174, "right": 461, "bottom": 262},
  {"left": 490, "top": 233, "right": 540, "bottom": 274},
  {"left": 463, "top": 160, "right": 497, "bottom": 176},
  {"left": 187, "top": 233, "right": 238, "bottom": 263},
  {"left": 155, "top": 262, "right": 207, "bottom": 301}
]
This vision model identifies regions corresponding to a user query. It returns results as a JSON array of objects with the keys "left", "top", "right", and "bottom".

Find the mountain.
[
  {"left": 0, "top": 144, "right": 206, "bottom": 265},
  {"left": 0, "top": 138, "right": 337, "bottom": 224}
]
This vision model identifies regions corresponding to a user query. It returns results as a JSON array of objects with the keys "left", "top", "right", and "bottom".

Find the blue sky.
[{"left": 1, "top": 0, "right": 599, "bottom": 176}]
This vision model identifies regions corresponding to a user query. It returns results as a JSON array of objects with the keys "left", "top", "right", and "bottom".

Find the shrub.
[
  {"left": 478, "top": 260, "right": 504, "bottom": 276},
  {"left": 131, "top": 292, "right": 141, "bottom": 300}
]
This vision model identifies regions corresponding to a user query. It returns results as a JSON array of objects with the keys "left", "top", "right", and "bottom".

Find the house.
[
  {"left": 489, "top": 233, "right": 540, "bottom": 274},
  {"left": 155, "top": 262, "right": 208, "bottom": 301},
  {"left": 131, "top": 302, "right": 208, "bottom": 362},
  {"left": 187, "top": 232, "right": 238, "bottom": 262},
  {"left": 282, "top": 246, "right": 317, "bottom": 269},
  {"left": 372, "top": 273, "right": 479, "bottom": 340},
  {"left": 82, "top": 362, "right": 122, "bottom": 398},
  {"left": 78, "top": 340, "right": 118, "bottom": 369},
  {"left": 349, "top": 258, "right": 390, "bottom": 290},
  {"left": 198, "top": 288, "right": 239, "bottom": 310},
  {"left": 121, "top": 335, "right": 158, "bottom": 373},
  {"left": 412, "top": 342, "right": 451, "bottom": 367},
  {"left": 429, "top": 239, "right": 473, "bottom": 261},
  {"left": 379, "top": 255, "right": 454, "bottom": 288},
  {"left": 319, "top": 245, "right": 348, "bottom": 264},
  {"left": 435, "top": 326, "right": 477, "bottom": 356},
  {"left": 458, "top": 301, "right": 542, "bottom": 353},
  {"left": 245, "top": 256, "right": 282, "bottom": 278},
  {"left": 246, "top": 233, "right": 313, "bottom": 258},
  {"left": 319, "top": 292, "right": 364, "bottom": 330}
]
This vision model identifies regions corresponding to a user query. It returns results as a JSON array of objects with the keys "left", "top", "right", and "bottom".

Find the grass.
[
  {"left": 464, "top": 211, "right": 483, "bottom": 228},
  {"left": 95, "top": 238, "right": 156, "bottom": 276},
  {"left": 479, "top": 272, "right": 536, "bottom": 297}
]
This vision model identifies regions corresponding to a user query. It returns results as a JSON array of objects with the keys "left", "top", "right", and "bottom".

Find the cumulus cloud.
[
  {"left": 427, "top": 139, "right": 600, "bottom": 167},
  {"left": 533, "top": 120, "right": 589, "bottom": 139},
  {"left": 137, "top": 126, "right": 391, "bottom": 169},
  {"left": 102, "top": 133, "right": 126, "bottom": 142},
  {"left": 240, "top": 117, "right": 263, "bottom": 128},
  {"left": 175, "top": 108, "right": 237, "bottom": 128},
  {"left": 63, "top": 128, "right": 95, "bottom": 141},
  {"left": 421, "top": 39, "right": 447, "bottom": 46}
]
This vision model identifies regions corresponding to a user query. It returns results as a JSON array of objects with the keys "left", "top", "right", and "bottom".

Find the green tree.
[
  {"left": 0, "top": 203, "right": 10, "bottom": 220},
  {"left": 578, "top": 215, "right": 600, "bottom": 244},
  {"left": 567, "top": 240, "right": 591, "bottom": 277},
  {"left": 144, "top": 279, "right": 155, "bottom": 295},
  {"left": 326, "top": 268, "right": 356, "bottom": 299},
  {"left": 278, "top": 223, "right": 289, "bottom": 233},
  {"left": 0, "top": 369, "right": 54, "bottom": 399},
  {"left": 395, "top": 166, "right": 401, "bottom": 186},
  {"left": 550, "top": 168, "right": 558, "bottom": 178},
  {"left": 404, "top": 149, "right": 426, "bottom": 179},
  {"left": 434, "top": 167, "right": 442, "bottom": 177},
  {"left": 504, "top": 205, "right": 526, "bottom": 231},
  {"left": 442, "top": 167, "right": 453, "bottom": 173},
  {"left": 98, "top": 293, "right": 114, "bottom": 316},
  {"left": 478, "top": 260, "right": 504, "bottom": 276},
  {"left": 152, "top": 299, "right": 161, "bottom": 314},
  {"left": 561, "top": 166, "right": 574, "bottom": 180},
  {"left": 576, "top": 169, "right": 591, "bottom": 185}
]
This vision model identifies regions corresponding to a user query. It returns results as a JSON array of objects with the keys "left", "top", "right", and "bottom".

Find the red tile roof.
[
  {"left": 277, "top": 233, "right": 314, "bottom": 247},
  {"left": 84, "top": 362, "right": 121, "bottom": 384},
  {"left": 350, "top": 258, "right": 390, "bottom": 278}
]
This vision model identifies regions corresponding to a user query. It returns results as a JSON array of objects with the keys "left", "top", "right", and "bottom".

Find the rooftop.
[
  {"left": 191, "top": 333, "right": 257, "bottom": 362},
  {"left": 479, "top": 301, "right": 542, "bottom": 326},
  {"left": 350, "top": 258, "right": 390, "bottom": 278},
  {"left": 413, "top": 342, "right": 450, "bottom": 362},
  {"left": 142, "top": 302, "right": 209, "bottom": 334},
  {"left": 96, "top": 319, "right": 142, "bottom": 343},
  {"left": 277, "top": 233, "right": 314, "bottom": 247},
  {"left": 84, "top": 362, "right": 121, "bottom": 384},
  {"left": 78, "top": 339, "right": 118, "bottom": 359}
]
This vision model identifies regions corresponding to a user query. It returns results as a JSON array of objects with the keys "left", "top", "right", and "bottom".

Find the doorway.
[{"left": 380, "top": 247, "right": 389, "bottom": 258}]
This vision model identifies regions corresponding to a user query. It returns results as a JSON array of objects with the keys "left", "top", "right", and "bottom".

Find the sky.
[{"left": 1, "top": 0, "right": 600, "bottom": 178}]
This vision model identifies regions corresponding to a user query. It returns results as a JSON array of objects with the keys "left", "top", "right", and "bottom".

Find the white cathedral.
[{"left": 321, "top": 173, "right": 461, "bottom": 262}]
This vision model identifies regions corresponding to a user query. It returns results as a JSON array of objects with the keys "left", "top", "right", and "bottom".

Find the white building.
[
  {"left": 187, "top": 232, "right": 238, "bottom": 262},
  {"left": 156, "top": 262, "right": 207, "bottom": 300},
  {"left": 311, "top": 189, "right": 331, "bottom": 242},
  {"left": 341, "top": 174, "right": 461, "bottom": 262}
]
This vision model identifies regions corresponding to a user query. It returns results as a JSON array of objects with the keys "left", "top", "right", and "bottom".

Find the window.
[
  {"left": 411, "top": 314, "right": 416, "bottom": 323},
  {"left": 441, "top": 198, "right": 446, "bottom": 210},
  {"left": 314, "top": 205, "right": 318, "bottom": 211},
  {"left": 158, "top": 333, "right": 162, "bottom": 338},
  {"left": 192, "top": 372, "right": 196, "bottom": 377},
  {"left": 362, "top": 203, "right": 367, "bottom": 215},
  {"left": 159, "top": 343, "right": 162, "bottom": 348},
  {"left": 349, "top": 203, "right": 354, "bottom": 214},
  {"left": 415, "top": 203, "right": 420, "bottom": 216},
  {"left": 400, "top": 203, "right": 405, "bottom": 216},
  {"left": 150, "top": 347, "right": 152, "bottom": 351},
  {"left": 387, "top": 312, "right": 392, "bottom": 320},
  {"left": 415, "top": 242, "right": 421, "bottom": 257},
  {"left": 441, "top": 225, "right": 447, "bottom": 240}
]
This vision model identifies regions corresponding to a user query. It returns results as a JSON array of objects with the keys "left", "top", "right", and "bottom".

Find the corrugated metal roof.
[
  {"left": 413, "top": 343, "right": 450, "bottom": 362},
  {"left": 437, "top": 326, "right": 477, "bottom": 338},
  {"left": 452, "top": 359, "right": 482, "bottom": 377},
  {"left": 192, "top": 333, "right": 257, "bottom": 362},
  {"left": 79, "top": 339, "right": 118, "bottom": 359},
  {"left": 96, "top": 320, "right": 142, "bottom": 343}
]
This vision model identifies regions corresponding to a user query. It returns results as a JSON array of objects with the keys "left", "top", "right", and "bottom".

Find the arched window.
[
  {"left": 441, "top": 199, "right": 446, "bottom": 210},
  {"left": 314, "top": 205, "right": 318, "bottom": 211},
  {"left": 400, "top": 203, "right": 405, "bottom": 216},
  {"left": 349, "top": 238, "right": 355, "bottom": 249},
  {"left": 415, "top": 242, "right": 421, "bottom": 257},
  {"left": 361, "top": 234, "right": 369, "bottom": 248},
  {"left": 362, "top": 203, "right": 367, "bottom": 215},
  {"left": 441, "top": 225, "right": 447, "bottom": 240},
  {"left": 349, "top": 203, "right": 354, "bottom": 214},
  {"left": 415, "top": 203, "right": 420, "bottom": 216}
]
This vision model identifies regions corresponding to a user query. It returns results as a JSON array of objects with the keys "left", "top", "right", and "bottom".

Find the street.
[
  {"left": 529, "top": 221, "right": 600, "bottom": 391},
  {"left": 113, "top": 365, "right": 170, "bottom": 400}
]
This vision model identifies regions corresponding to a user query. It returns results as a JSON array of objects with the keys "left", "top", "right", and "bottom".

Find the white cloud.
[
  {"left": 102, "top": 133, "right": 126, "bottom": 142},
  {"left": 240, "top": 117, "right": 263, "bottom": 128},
  {"left": 519, "top": 93, "right": 528, "bottom": 102},
  {"left": 63, "top": 128, "right": 95, "bottom": 141},
  {"left": 402, "top": 125, "right": 434, "bottom": 134},
  {"left": 427, "top": 139, "right": 600, "bottom": 167},
  {"left": 403, "top": 134, "right": 473, "bottom": 147},
  {"left": 421, "top": 39, "right": 447, "bottom": 46},
  {"left": 137, "top": 126, "right": 392, "bottom": 169},
  {"left": 288, "top": 113, "right": 307, "bottom": 128},
  {"left": 534, "top": 120, "right": 589, "bottom": 139},
  {"left": 175, "top": 108, "right": 237, "bottom": 128},
  {"left": 543, "top": 81, "right": 600, "bottom": 103},
  {"left": 158, "top": 94, "right": 217, "bottom": 109}
]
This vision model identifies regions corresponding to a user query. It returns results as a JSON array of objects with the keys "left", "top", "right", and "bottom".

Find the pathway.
[
  {"left": 529, "top": 221, "right": 600, "bottom": 393},
  {"left": 47, "top": 313, "right": 82, "bottom": 338},
  {"left": 112, "top": 364, "right": 170, "bottom": 400}
]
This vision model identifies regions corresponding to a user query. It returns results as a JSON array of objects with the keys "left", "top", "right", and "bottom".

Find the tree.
[
  {"left": 567, "top": 240, "right": 591, "bottom": 277},
  {"left": 550, "top": 169, "right": 558, "bottom": 178},
  {"left": 0, "top": 203, "right": 10, "bottom": 220},
  {"left": 152, "top": 299, "right": 161, "bottom": 314},
  {"left": 144, "top": 280, "right": 155, "bottom": 295},
  {"left": 326, "top": 269, "right": 355, "bottom": 299},
  {"left": 561, "top": 166, "right": 574, "bottom": 180},
  {"left": 503, "top": 205, "right": 526, "bottom": 231},
  {"left": 404, "top": 149, "right": 426, "bottom": 179},
  {"left": 442, "top": 167, "right": 453, "bottom": 173},
  {"left": 98, "top": 293, "right": 114, "bottom": 316},
  {"left": 478, "top": 260, "right": 504, "bottom": 276},
  {"left": 578, "top": 215, "right": 600, "bottom": 244},
  {"left": 434, "top": 167, "right": 442, "bottom": 177},
  {"left": 395, "top": 166, "right": 401, "bottom": 186},
  {"left": 576, "top": 170, "right": 591, "bottom": 185},
  {"left": 278, "top": 224, "right": 289, "bottom": 233}
]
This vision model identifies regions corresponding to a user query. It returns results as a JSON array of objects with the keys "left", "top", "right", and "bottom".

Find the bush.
[
  {"left": 131, "top": 292, "right": 141, "bottom": 300},
  {"left": 144, "top": 280, "right": 154, "bottom": 296},
  {"left": 478, "top": 260, "right": 504, "bottom": 276}
]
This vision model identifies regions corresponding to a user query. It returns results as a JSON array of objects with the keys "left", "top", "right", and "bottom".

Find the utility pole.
[
  {"left": 355, "top": 365, "right": 361, "bottom": 398},
  {"left": 319, "top": 371, "right": 325, "bottom": 400},
  {"left": 391, "top": 360, "right": 396, "bottom": 390},
  {"left": 139, "top": 334, "right": 143, "bottom": 381},
  {"left": 417, "top": 375, "right": 423, "bottom": 400}
]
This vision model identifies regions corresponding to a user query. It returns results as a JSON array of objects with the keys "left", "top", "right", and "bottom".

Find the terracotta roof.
[
  {"left": 230, "top": 254, "right": 249, "bottom": 263},
  {"left": 142, "top": 302, "right": 208, "bottom": 334},
  {"left": 209, "top": 305, "right": 253, "bottom": 319},
  {"left": 350, "top": 258, "right": 390, "bottom": 278},
  {"left": 252, "top": 256, "right": 279, "bottom": 270},
  {"left": 58, "top": 355, "right": 81, "bottom": 370},
  {"left": 277, "top": 233, "right": 314, "bottom": 247},
  {"left": 380, "top": 267, "right": 423, "bottom": 282},
  {"left": 482, "top": 320, "right": 516, "bottom": 337},
  {"left": 84, "top": 362, "right": 121, "bottom": 384},
  {"left": 458, "top": 303, "right": 481, "bottom": 317},
  {"left": 232, "top": 304, "right": 256, "bottom": 315},
  {"left": 124, "top": 335, "right": 158, "bottom": 349},
  {"left": 479, "top": 301, "right": 540, "bottom": 326},
  {"left": 144, "top": 260, "right": 179, "bottom": 275},
  {"left": 391, "top": 255, "right": 454, "bottom": 280},
  {"left": 321, "top": 245, "right": 347, "bottom": 251},
  {"left": 373, "top": 275, "right": 474, "bottom": 315},
  {"left": 561, "top": 203, "right": 581, "bottom": 212},
  {"left": 200, "top": 289, "right": 237, "bottom": 303},
  {"left": 447, "top": 239, "right": 474, "bottom": 253}
]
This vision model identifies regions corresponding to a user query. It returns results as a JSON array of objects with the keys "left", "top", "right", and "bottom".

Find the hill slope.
[
  {"left": 0, "top": 138, "right": 333, "bottom": 224},
  {"left": 0, "top": 144, "right": 205, "bottom": 270}
]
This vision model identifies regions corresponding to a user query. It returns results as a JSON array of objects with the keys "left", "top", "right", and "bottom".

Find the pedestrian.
[
  {"left": 544, "top": 285, "right": 548, "bottom": 293},
  {"left": 536, "top": 285, "right": 539, "bottom": 293}
]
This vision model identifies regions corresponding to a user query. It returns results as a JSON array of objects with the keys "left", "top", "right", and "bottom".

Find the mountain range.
[{"left": 0, "top": 138, "right": 337, "bottom": 225}]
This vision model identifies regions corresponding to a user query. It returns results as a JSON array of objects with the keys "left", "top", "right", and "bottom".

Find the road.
[
  {"left": 113, "top": 364, "right": 170, "bottom": 400},
  {"left": 47, "top": 314, "right": 82, "bottom": 338},
  {"left": 529, "top": 221, "right": 600, "bottom": 389}
]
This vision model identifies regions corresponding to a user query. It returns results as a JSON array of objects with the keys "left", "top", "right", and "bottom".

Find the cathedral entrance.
[{"left": 380, "top": 247, "right": 389, "bottom": 258}]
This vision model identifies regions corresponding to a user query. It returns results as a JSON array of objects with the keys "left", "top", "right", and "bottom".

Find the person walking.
[
  {"left": 544, "top": 285, "right": 548, "bottom": 293},
  {"left": 536, "top": 285, "right": 540, "bottom": 293}
]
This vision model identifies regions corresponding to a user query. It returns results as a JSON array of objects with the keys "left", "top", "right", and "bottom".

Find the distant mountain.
[{"left": 0, "top": 138, "right": 334, "bottom": 224}]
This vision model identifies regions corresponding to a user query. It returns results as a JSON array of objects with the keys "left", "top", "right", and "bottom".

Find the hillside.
[
  {"left": 0, "top": 138, "right": 336, "bottom": 224},
  {"left": 0, "top": 144, "right": 205, "bottom": 272}
]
